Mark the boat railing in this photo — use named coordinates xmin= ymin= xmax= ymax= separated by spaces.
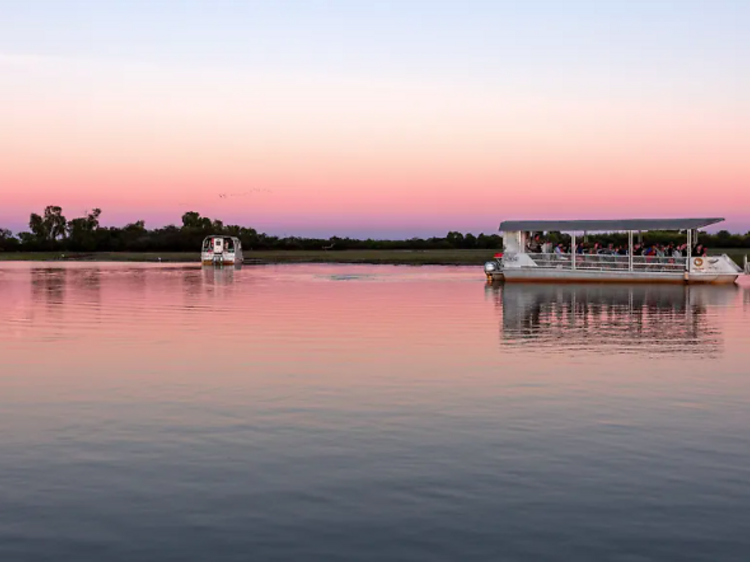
xmin=526 ymin=253 xmax=688 ymax=272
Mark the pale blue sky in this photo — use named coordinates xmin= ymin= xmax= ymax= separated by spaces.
xmin=2 ymin=1 xmax=747 ymax=85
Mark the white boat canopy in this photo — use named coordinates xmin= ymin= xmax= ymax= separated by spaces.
xmin=499 ymin=218 xmax=724 ymax=233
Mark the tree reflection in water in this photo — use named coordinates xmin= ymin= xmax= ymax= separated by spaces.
xmin=486 ymin=283 xmax=738 ymax=355
xmin=30 ymin=267 xmax=68 ymax=309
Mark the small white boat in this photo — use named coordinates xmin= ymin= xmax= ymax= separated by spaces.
xmin=484 ymin=218 xmax=743 ymax=285
xmin=201 ymin=235 xmax=243 ymax=267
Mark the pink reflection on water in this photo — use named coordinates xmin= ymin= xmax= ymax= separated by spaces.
xmin=0 ymin=263 xmax=749 ymax=416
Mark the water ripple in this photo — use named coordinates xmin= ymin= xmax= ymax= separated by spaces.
xmin=1 ymin=263 xmax=749 ymax=562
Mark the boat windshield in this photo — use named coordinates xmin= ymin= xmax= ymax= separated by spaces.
xmin=203 ymin=237 xmax=238 ymax=252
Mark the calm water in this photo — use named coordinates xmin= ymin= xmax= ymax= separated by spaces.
xmin=2 ymin=263 xmax=750 ymax=561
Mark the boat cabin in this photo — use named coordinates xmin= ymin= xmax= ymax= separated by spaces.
xmin=201 ymin=235 xmax=243 ymax=267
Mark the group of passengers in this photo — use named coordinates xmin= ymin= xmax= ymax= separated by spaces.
xmin=527 ymin=235 xmax=709 ymax=258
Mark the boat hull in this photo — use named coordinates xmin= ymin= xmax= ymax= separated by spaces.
xmin=494 ymin=268 xmax=738 ymax=285
xmin=201 ymin=250 xmax=242 ymax=267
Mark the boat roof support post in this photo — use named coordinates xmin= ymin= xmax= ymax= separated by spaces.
xmin=687 ymin=229 xmax=692 ymax=268
xmin=628 ymin=231 xmax=633 ymax=272
xmin=571 ymin=232 xmax=576 ymax=271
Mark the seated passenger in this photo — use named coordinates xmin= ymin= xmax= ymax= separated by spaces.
xmin=529 ymin=235 xmax=542 ymax=253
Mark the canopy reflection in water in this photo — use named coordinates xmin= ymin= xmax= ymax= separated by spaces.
xmin=487 ymin=283 xmax=737 ymax=354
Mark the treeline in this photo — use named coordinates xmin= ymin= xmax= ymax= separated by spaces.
xmin=0 ymin=207 xmax=503 ymax=252
xmin=526 ymin=230 xmax=750 ymax=249
xmin=2 ymin=206 xmax=750 ymax=253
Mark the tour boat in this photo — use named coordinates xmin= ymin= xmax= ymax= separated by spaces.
xmin=201 ymin=235 xmax=243 ymax=266
xmin=484 ymin=218 xmax=743 ymax=285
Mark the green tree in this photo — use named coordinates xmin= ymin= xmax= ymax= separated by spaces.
xmin=446 ymin=231 xmax=464 ymax=248
xmin=0 ymin=228 xmax=18 ymax=251
xmin=44 ymin=205 xmax=67 ymax=240
xmin=181 ymin=211 xmax=202 ymax=229
xmin=87 ymin=208 xmax=101 ymax=230
xmin=28 ymin=205 xmax=67 ymax=245
xmin=125 ymin=220 xmax=146 ymax=232
xmin=67 ymin=208 xmax=102 ymax=251
xmin=29 ymin=213 xmax=49 ymax=242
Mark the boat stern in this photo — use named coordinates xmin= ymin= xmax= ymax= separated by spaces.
xmin=202 ymin=252 xmax=236 ymax=266
xmin=201 ymin=235 xmax=243 ymax=267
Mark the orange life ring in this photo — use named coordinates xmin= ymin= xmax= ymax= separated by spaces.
xmin=694 ymin=257 xmax=703 ymax=267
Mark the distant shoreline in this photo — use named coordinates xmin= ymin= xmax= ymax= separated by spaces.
xmin=2 ymin=248 xmax=746 ymax=267
xmin=0 ymin=249 xmax=497 ymax=266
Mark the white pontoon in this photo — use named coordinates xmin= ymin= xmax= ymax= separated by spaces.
xmin=484 ymin=218 xmax=742 ymax=285
xmin=201 ymin=235 xmax=243 ymax=267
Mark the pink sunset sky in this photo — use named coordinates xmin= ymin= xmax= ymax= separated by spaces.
xmin=1 ymin=2 xmax=748 ymax=237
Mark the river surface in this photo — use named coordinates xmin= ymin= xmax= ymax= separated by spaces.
xmin=1 ymin=263 xmax=750 ymax=561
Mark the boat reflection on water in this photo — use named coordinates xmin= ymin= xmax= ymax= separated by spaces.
xmin=486 ymin=283 xmax=737 ymax=354
xmin=201 ymin=264 xmax=240 ymax=286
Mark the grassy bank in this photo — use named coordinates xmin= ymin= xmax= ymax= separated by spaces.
xmin=1 ymin=248 xmax=746 ymax=267
xmin=724 ymin=249 xmax=748 ymax=267
xmin=0 ymin=249 xmax=497 ymax=265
